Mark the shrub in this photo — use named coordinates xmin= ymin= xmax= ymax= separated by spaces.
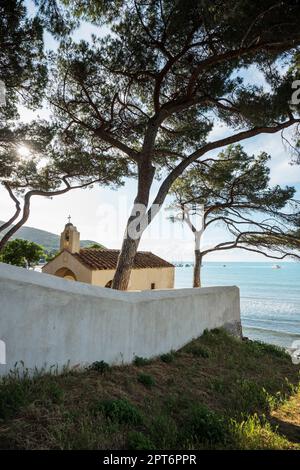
xmin=148 ymin=415 xmax=178 ymax=448
xmin=210 ymin=378 xmax=229 ymax=394
xmin=160 ymin=353 xmax=175 ymax=363
xmin=210 ymin=328 xmax=223 ymax=335
xmin=244 ymin=341 xmax=290 ymax=360
xmin=51 ymin=414 xmax=103 ymax=450
xmin=133 ymin=356 xmax=151 ymax=366
xmin=234 ymin=379 xmax=270 ymax=414
xmin=40 ymin=380 xmax=64 ymax=404
xmin=127 ymin=431 xmax=154 ymax=450
xmin=163 ymin=395 xmax=192 ymax=414
xmin=230 ymin=414 xmax=292 ymax=450
xmin=0 ymin=380 xmax=28 ymax=419
xmin=91 ymin=398 xmax=142 ymax=425
xmin=201 ymin=328 xmax=234 ymax=347
xmin=88 ymin=361 xmax=111 ymax=374
xmin=184 ymin=344 xmax=210 ymax=358
xmin=0 ymin=370 xmax=66 ymax=421
xmin=183 ymin=404 xmax=227 ymax=445
xmin=138 ymin=373 xmax=155 ymax=388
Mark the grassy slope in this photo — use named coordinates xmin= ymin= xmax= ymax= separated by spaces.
xmin=0 ymin=329 xmax=299 ymax=450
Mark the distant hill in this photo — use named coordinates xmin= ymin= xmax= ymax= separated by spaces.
xmin=0 ymin=222 xmax=104 ymax=252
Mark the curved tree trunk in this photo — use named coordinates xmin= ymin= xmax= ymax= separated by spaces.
xmin=0 ymin=199 xmax=31 ymax=252
xmin=0 ymin=183 xmax=21 ymax=234
xmin=0 ymin=180 xmax=82 ymax=252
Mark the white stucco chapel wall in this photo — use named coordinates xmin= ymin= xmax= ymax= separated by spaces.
xmin=0 ymin=262 xmax=241 ymax=376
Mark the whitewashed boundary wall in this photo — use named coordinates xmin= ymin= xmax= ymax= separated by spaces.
xmin=0 ymin=262 xmax=241 ymax=376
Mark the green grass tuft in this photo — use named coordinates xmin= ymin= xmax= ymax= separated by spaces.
xmin=127 ymin=431 xmax=154 ymax=450
xmin=0 ymin=380 xmax=28 ymax=420
xmin=160 ymin=352 xmax=176 ymax=363
xmin=88 ymin=361 xmax=111 ymax=374
xmin=183 ymin=343 xmax=210 ymax=358
xmin=183 ymin=404 xmax=228 ymax=445
xmin=137 ymin=373 xmax=156 ymax=388
xmin=91 ymin=398 xmax=143 ymax=425
xmin=230 ymin=414 xmax=293 ymax=450
xmin=133 ymin=356 xmax=151 ymax=366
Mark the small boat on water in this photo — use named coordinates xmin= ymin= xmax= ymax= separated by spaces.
xmin=272 ymin=264 xmax=281 ymax=269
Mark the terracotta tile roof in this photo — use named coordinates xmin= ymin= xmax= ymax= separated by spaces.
xmin=73 ymin=249 xmax=174 ymax=270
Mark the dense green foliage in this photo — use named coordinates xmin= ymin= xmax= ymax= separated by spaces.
xmin=88 ymin=361 xmax=111 ymax=374
xmin=133 ymin=356 xmax=152 ymax=367
xmin=0 ymin=0 xmax=46 ymax=119
xmin=137 ymin=373 xmax=156 ymax=388
xmin=0 ymin=238 xmax=44 ymax=268
xmin=52 ymin=0 xmax=300 ymax=165
xmin=91 ymin=399 xmax=143 ymax=425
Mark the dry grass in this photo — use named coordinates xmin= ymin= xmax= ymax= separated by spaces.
xmin=271 ymin=391 xmax=300 ymax=444
xmin=0 ymin=328 xmax=299 ymax=450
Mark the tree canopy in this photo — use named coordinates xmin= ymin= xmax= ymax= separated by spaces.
xmin=169 ymin=145 xmax=300 ymax=286
xmin=48 ymin=0 xmax=300 ymax=289
xmin=0 ymin=0 xmax=47 ymax=119
xmin=0 ymin=118 xmax=130 ymax=250
xmin=1 ymin=1 xmax=300 ymax=287
xmin=0 ymin=238 xmax=45 ymax=268
xmin=0 ymin=1 xmax=132 ymax=251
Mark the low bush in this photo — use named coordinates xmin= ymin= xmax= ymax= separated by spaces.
xmin=133 ymin=356 xmax=151 ymax=366
xmin=148 ymin=414 xmax=178 ymax=448
xmin=160 ymin=352 xmax=175 ymax=363
xmin=0 ymin=380 xmax=29 ymax=420
xmin=37 ymin=380 xmax=64 ymax=404
xmin=230 ymin=414 xmax=292 ymax=450
xmin=243 ymin=341 xmax=290 ymax=360
xmin=127 ymin=431 xmax=154 ymax=450
xmin=138 ymin=373 xmax=155 ymax=388
xmin=183 ymin=404 xmax=228 ymax=445
xmin=88 ymin=361 xmax=111 ymax=374
xmin=184 ymin=344 xmax=210 ymax=358
xmin=91 ymin=398 xmax=143 ymax=425
xmin=233 ymin=379 xmax=270 ymax=414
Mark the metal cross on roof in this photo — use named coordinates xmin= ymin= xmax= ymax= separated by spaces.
xmin=67 ymin=215 xmax=71 ymax=223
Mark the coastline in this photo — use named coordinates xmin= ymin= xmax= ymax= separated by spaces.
xmin=174 ymin=262 xmax=300 ymax=348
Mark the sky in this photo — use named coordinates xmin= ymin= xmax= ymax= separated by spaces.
xmin=0 ymin=4 xmax=299 ymax=262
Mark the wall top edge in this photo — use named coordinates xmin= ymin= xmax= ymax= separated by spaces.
xmin=0 ymin=262 xmax=239 ymax=304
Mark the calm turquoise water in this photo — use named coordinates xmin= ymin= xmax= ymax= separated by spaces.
xmin=175 ymin=262 xmax=300 ymax=348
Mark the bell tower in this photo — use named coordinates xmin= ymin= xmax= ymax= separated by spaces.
xmin=60 ymin=216 xmax=80 ymax=253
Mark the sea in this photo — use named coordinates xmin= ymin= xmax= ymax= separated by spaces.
xmin=174 ymin=262 xmax=300 ymax=348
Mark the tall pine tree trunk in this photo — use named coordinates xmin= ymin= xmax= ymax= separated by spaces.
xmin=193 ymin=231 xmax=202 ymax=288
xmin=111 ymin=235 xmax=141 ymax=290
xmin=193 ymin=249 xmax=202 ymax=287
xmin=112 ymin=163 xmax=155 ymax=290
